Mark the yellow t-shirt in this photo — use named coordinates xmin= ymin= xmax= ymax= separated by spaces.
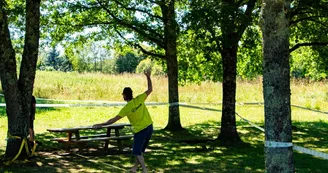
xmin=118 ymin=93 xmax=153 ymax=133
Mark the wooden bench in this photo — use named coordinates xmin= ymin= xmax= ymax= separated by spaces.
xmin=79 ymin=135 xmax=133 ymax=152
xmin=51 ymin=135 xmax=133 ymax=152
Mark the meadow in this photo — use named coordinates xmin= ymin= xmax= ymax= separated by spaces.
xmin=0 ymin=71 xmax=328 ymax=172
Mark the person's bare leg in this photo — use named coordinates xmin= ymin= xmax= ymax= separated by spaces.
xmin=129 ymin=157 xmax=139 ymax=172
xmin=29 ymin=128 xmax=35 ymax=141
xmin=136 ymin=155 xmax=147 ymax=173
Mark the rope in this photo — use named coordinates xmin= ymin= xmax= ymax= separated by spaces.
xmin=3 ymin=133 xmax=37 ymax=165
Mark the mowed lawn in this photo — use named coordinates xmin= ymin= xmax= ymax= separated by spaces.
xmin=0 ymin=71 xmax=328 ymax=172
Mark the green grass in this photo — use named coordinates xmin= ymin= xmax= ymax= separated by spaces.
xmin=0 ymin=71 xmax=328 ymax=172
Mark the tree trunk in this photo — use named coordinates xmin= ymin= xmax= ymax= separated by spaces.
xmin=165 ymin=51 xmax=182 ymax=131
xmin=216 ymin=0 xmax=256 ymax=143
xmin=162 ymin=0 xmax=182 ymax=131
xmin=0 ymin=0 xmax=41 ymax=159
xmin=261 ymin=0 xmax=294 ymax=172
xmin=218 ymin=48 xmax=240 ymax=142
xmin=0 ymin=3 xmax=23 ymax=157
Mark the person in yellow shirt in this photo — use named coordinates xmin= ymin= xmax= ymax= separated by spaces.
xmin=93 ymin=70 xmax=153 ymax=173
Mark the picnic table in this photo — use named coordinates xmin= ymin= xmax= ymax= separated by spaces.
xmin=47 ymin=123 xmax=133 ymax=152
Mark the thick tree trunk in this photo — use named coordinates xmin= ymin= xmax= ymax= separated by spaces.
xmin=0 ymin=0 xmax=23 ymax=158
xmin=0 ymin=0 xmax=41 ymax=159
xmin=19 ymin=0 xmax=41 ymax=120
xmin=218 ymin=48 xmax=240 ymax=141
xmin=162 ymin=0 xmax=182 ymax=131
xmin=261 ymin=1 xmax=294 ymax=172
xmin=165 ymin=51 xmax=182 ymax=131
xmin=216 ymin=0 xmax=256 ymax=142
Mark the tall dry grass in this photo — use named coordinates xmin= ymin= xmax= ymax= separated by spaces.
xmin=0 ymin=71 xmax=320 ymax=109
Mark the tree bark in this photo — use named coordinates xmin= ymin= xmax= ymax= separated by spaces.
xmin=165 ymin=53 xmax=182 ymax=131
xmin=215 ymin=0 xmax=256 ymax=142
xmin=218 ymin=48 xmax=240 ymax=141
xmin=0 ymin=0 xmax=22 ymax=158
xmin=162 ymin=0 xmax=182 ymax=131
xmin=260 ymin=0 xmax=294 ymax=172
xmin=0 ymin=0 xmax=41 ymax=159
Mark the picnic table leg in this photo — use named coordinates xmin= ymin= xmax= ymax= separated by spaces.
xmin=74 ymin=131 xmax=85 ymax=152
xmin=74 ymin=131 xmax=80 ymax=140
xmin=115 ymin=129 xmax=123 ymax=152
xmin=104 ymin=128 xmax=112 ymax=152
xmin=64 ymin=132 xmax=73 ymax=151
xmin=68 ymin=132 xmax=73 ymax=141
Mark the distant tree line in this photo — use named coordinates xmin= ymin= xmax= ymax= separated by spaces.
xmin=38 ymin=39 xmax=328 ymax=80
xmin=37 ymin=43 xmax=165 ymax=75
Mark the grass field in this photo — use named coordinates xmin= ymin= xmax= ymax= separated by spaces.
xmin=0 ymin=71 xmax=328 ymax=172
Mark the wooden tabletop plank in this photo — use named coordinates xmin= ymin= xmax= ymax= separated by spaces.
xmin=47 ymin=123 xmax=131 ymax=132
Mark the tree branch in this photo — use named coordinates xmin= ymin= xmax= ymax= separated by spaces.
xmin=54 ymin=21 xmax=116 ymax=27
xmin=111 ymin=0 xmax=163 ymax=21
xmin=96 ymin=0 xmax=165 ymax=48
xmin=236 ymin=0 xmax=257 ymax=39
xmin=134 ymin=42 xmax=165 ymax=59
xmin=114 ymin=28 xmax=165 ymax=59
xmin=209 ymin=28 xmax=222 ymax=53
xmin=290 ymin=42 xmax=328 ymax=53
xmin=290 ymin=16 xmax=328 ymax=27
xmin=290 ymin=9 xmax=313 ymax=18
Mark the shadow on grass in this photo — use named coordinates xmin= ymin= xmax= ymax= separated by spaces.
xmin=1 ymin=121 xmax=328 ymax=173
xmin=292 ymin=121 xmax=328 ymax=147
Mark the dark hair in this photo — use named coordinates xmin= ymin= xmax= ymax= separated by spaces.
xmin=123 ymin=87 xmax=133 ymax=100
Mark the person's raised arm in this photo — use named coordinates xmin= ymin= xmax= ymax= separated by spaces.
xmin=93 ymin=115 xmax=121 ymax=129
xmin=144 ymin=69 xmax=152 ymax=96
